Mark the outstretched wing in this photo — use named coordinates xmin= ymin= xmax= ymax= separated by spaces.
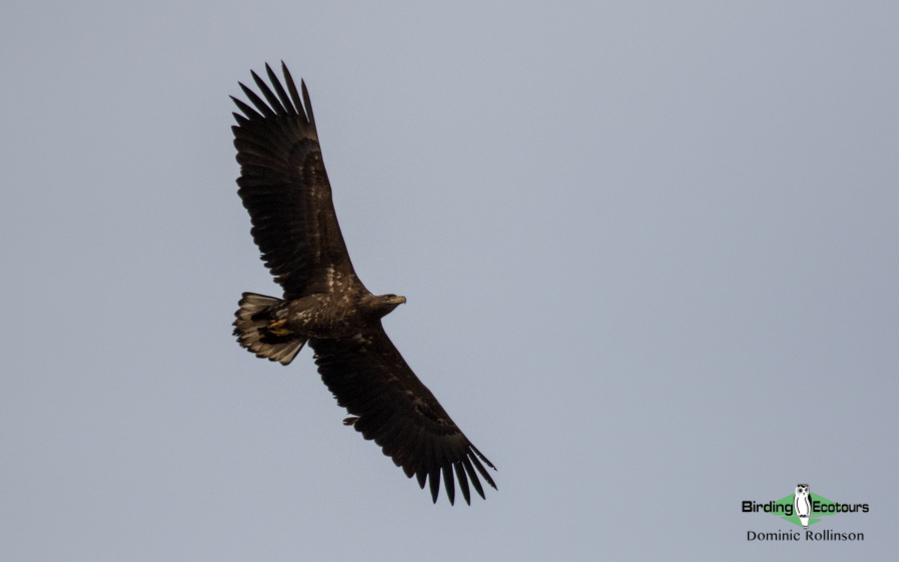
xmin=310 ymin=326 xmax=497 ymax=505
xmin=232 ymin=63 xmax=359 ymax=299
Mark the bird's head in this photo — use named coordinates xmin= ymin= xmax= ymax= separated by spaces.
xmin=371 ymin=293 xmax=406 ymax=317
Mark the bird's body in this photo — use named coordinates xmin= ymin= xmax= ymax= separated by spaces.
xmin=235 ymin=289 xmax=405 ymax=358
xmin=230 ymin=63 xmax=496 ymax=505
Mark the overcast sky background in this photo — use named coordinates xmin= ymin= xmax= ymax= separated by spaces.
xmin=2 ymin=1 xmax=897 ymax=560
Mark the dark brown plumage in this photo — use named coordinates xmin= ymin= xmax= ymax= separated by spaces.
xmin=231 ymin=63 xmax=496 ymax=504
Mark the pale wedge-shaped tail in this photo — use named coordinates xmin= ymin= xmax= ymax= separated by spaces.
xmin=233 ymin=292 xmax=305 ymax=365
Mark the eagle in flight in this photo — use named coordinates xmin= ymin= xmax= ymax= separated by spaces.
xmin=230 ymin=63 xmax=496 ymax=505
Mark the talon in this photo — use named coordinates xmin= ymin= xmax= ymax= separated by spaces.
xmin=268 ymin=319 xmax=293 ymax=336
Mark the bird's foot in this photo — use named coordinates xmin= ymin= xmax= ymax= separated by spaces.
xmin=268 ymin=319 xmax=293 ymax=336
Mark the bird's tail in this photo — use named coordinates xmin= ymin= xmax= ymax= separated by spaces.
xmin=233 ymin=292 xmax=305 ymax=365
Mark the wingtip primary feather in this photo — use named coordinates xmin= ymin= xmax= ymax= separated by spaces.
xmin=454 ymin=462 xmax=472 ymax=505
xmin=239 ymin=82 xmax=277 ymax=118
xmin=462 ymin=457 xmax=486 ymax=500
xmin=428 ymin=465 xmax=441 ymax=503
xmin=443 ymin=464 xmax=455 ymax=505
xmin=251 ymin=69 xmax=286 ymax=115
xmin=280 ymin=63 xmax=308 ymax=124
xmin=300 ymin=78 xmax=315 ymax=126
xmin=231 ymin=94 xmax=263 ymax=121
xmin=469 ymin=450 xmax=497 ymax=491
xmin=266 ymin=62 xmax=296 ymax=116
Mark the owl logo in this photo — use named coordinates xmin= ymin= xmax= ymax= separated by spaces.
xmin=794 ymin=484 xmax=811 ymax=528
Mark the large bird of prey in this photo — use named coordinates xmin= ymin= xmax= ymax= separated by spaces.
xmin=230 ymin=63 xmax=496 ymax=505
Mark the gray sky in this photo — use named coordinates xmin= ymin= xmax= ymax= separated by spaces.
xmin=2 ymin=1 xmax=897 ymax=560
